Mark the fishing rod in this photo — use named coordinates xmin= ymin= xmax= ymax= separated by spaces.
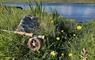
xmin=0 ymin=29 xmax=33 ymax=37
xmin=0 ymin=29 xmax=45 ymax=39
xmin=0 ymin=29 xmax=45 ymax=51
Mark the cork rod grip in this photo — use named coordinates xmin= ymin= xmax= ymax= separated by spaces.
xmin=14 ymin=31 xmax=33 ymax=37
xmin=0 ymin=29 xmax=33 ymax=37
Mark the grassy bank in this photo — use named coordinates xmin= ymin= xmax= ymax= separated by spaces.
xmin=0 ymin=6 xmax=95 ymax=60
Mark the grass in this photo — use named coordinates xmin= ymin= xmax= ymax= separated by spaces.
xmin=0 ymin=4 xmax=95 ymax=60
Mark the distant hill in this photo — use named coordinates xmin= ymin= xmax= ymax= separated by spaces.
xmin=0 ymin=0 xmax=95 ymax=3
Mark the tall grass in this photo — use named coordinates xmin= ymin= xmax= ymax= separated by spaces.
xmin=0 ymin=4 xmax=95 ymax=60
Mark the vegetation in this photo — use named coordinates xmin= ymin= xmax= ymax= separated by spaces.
xmin=0 ymin=4 xmax=95 ymax=60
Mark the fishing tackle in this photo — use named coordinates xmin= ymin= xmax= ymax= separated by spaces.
xmin=0 ymin=15 xmax=44 ymax=51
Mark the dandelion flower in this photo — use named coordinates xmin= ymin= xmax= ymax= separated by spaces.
xmin=56 ymin=37 xmax=60 ymax=40
xmin=76 ymin=25 xmax=82 ymax=30
xmin=61 ymin=52 xmax=64 ymax=56
xmin=51 ymin=20 xmax=54 ymax=23
xmin=61 ymin=30 xmax=64 ymax=32
xmin=50 ymin=51 xmax=57 ymax=56
xmin=68 ymin=53 xmax=73 ymax=57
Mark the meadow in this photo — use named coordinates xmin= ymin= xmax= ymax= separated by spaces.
xmin=0 ymin=4 xmax=95 ymax=60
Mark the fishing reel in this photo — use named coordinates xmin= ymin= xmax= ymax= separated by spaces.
xmin=27 ymin=35 xmax=45 ymax=51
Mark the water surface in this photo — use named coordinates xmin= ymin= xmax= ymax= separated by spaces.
xmin=1 ymin=3 xmax=95 ymax=22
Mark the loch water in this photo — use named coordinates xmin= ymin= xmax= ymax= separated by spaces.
xmin=1 ymin=3 xmax=95 ymax=22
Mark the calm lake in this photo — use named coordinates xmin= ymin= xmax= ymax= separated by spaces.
xmin=1 ymin=3 xmax=95 ymax=22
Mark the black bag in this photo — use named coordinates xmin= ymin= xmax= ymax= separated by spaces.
xmin=16 ymin=15 xmax=39 ymax=33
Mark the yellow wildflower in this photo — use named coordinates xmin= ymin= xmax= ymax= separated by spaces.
xmin=56 ymin=37 xmax=60 ymax=40
xmin=50 ymin=51 xmax=57 ymax=56
xmin=61 ymin=30 xmax=64 ymax=32
xmin=76 ymin=25 xmax=82 ymax=30
xmin=68 ymin=53 xmax=73 ymax=57
xmin=61 ymin=52 xmax=64 ymax=56
xmin=51 ymin=20 xmax=54 ymax=23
